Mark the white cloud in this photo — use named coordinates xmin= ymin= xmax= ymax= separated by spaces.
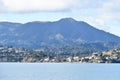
xmin=75 ymin=0 xmax=120 ymax=36
xmin=95 ymin=0 xmax=120 ymax=33
xmin=0 ymin=0 xmax=74 ymax=12
xmin=0 ymin=18 xmax=8 ymax=22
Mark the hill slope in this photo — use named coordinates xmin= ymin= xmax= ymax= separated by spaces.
xmin=0 ymin=18 xmax=120 ymax=49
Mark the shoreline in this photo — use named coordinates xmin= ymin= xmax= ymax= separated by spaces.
xmin=0 ymin=62 xmax=89 ymax=63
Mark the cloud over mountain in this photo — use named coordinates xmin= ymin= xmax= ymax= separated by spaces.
xmin=0 ymin=0 xmax=120 ymax=36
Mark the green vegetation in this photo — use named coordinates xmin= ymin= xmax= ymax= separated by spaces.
xmin=0 ymin=45 xmax=120 ymax=63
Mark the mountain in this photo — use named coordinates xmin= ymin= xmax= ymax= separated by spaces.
xmin=0 ymin=18 xmax=120 ymax=49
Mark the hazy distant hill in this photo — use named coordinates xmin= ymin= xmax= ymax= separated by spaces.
xmin=0 ymin=18 xmax=120 ymax=49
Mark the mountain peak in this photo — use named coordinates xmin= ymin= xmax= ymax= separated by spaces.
xmin=59 ymin=18 xmax=76 ymax=22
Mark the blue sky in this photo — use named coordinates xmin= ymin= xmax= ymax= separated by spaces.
xmin=0 ymin=0 xmax=120 ymax=36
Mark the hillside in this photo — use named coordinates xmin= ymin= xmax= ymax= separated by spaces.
xmin=0 ymin=18 xmax=120 ymax=49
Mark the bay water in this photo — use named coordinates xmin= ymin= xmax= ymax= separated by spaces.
xmin=0 ymin=63 xmax=120 ymax=80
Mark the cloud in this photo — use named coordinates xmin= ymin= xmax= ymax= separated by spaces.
xmin=0 ymin=0 xmax=74 ymax=13
xmin=95 ymin=0 xmax=120 ymax=31
xmin=75 ymin=0 xmax=120 ymax=36
xmin=0 ymin=18 xmax=8 ymax=22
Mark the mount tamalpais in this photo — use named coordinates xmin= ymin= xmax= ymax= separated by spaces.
xmin=0 ymin=18 xmax=120 ymax=49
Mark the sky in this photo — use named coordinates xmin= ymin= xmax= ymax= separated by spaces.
xmin=0 ymin=0 xmax=120 ymax=36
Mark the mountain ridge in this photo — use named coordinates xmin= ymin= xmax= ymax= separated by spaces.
xmin=1 ymin=18 xmax=119 ymax=38
xmin=0 ymin=18 xmax=120 ymax=49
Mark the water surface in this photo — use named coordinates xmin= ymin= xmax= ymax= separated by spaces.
xmin=0 ymin=63 xmax=120 ymax=80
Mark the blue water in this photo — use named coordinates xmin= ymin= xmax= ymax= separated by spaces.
xmin=0 ymin=63 xmax=120 ymax=80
